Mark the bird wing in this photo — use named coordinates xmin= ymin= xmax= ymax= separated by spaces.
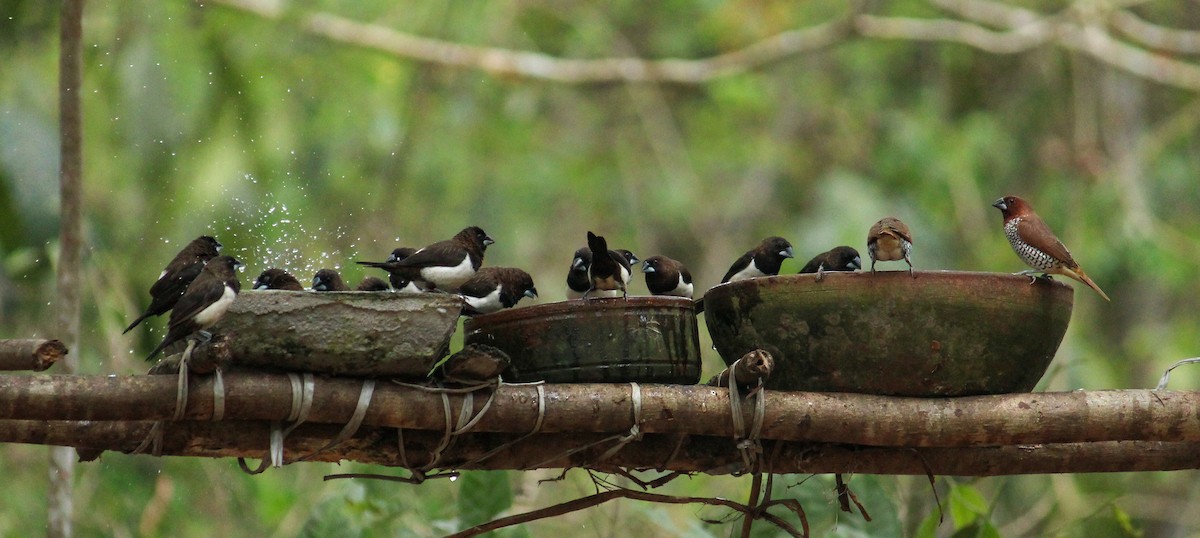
xmin=167 ymin=276 xmax=229 ymax=331
xmin=721 ymin=253 xmax=753 ymax=283
xmin=147 ymin=261 xmax=204 ymax=300
xmin=1015 ymin=215 xmax=1076 ymax=266
xmin=395 ymin=241 xmax=463 ymax=268
xmin=458 ymin=274 xmax=496 ymax=299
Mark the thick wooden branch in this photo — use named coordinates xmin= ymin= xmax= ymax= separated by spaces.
xmin=0 ymin=339 xmax=66 ymax=371
xmin=0 ymin=374 xmax=1197 ymax=448
xmin=1 ymin=420 xmax=1197 ymax=476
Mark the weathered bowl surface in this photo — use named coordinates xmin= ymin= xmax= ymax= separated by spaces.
xmin=703 ymin=271 xmax=1073 ymax=396
xmin=208 ymin=291 xmax=462 ymax=377
xmin=464 ymin=296 xmax=702 ymax=384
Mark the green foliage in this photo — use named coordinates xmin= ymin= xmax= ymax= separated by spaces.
xmin=3 ymin=0 xmax=1200 ymax=536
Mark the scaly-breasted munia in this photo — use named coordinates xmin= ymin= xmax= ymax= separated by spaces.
xmin=867 ymin=217 xmax=913 ymax=276
xmin=992 ymin=195 xmax=1110 ymax=301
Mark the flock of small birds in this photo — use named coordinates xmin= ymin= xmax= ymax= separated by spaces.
xmin=124 ymin=195 xmax=1109 ymax=362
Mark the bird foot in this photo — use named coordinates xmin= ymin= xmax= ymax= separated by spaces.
xmin=197 ymin=330 xmax=213 ymax=344
xmin=1013 ymin=270 xmax=1052 ymax=285
xmin=815 ymin=265 xmax=825 ymax=283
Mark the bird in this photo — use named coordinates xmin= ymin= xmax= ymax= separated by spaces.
xmin=798 ymin=246 xmax=862 ymax=281
xmin=356 ymin=276 xmax=391 ymax=292
xmin=123 ymin=235 xmax=222 ymax=334
xmin=357 ymin=247 xmax=422 ymax=292
xmin=146 ymin=255 xmax=242 ymax=361
xmin=311 ymin=269 xmax=350 ymax=292
xmin=459 ymin=267 xmax=538 ymax=315
xmin=721 ymin=236 xmax=795 ymax=283
xmin=566 ymin=247 xmax=637 ymax=299
xmin=252 ymin=268 xmax=304 ymax=291
xmin=867 ymin=217 xmax=914 ymax=276
xmin=376 ymin=226 xmax=493 ymax=292
xmin=641 ymin=255 xmax=694 ymax=298
xmin=584 ymin=231 xmax=633 ymax=299
xmin=992 ymin=195 xmax=1110 ymax=301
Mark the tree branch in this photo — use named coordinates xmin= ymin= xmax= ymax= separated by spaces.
xmin=1109 ymin=10 xmax=1200 ymax=54
xmin=0 ymin=339 xmax=66 ymax=371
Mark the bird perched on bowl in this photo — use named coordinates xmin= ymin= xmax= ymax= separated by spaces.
xmin=642 ymin=255 xmax=694 ymax=298
xmin=867 ymin=217 xmax=914 ymax=276
xmin=799 ymin=246 xmax=861 ymax=282
xmin=720 ymin=236 xmax=795 ymax=283
xmin=584 ymin=232 xmax=635 ymax=299
xmin=357 ymin=247 xmax=422 ymax=292
xmin=459 ymin=267 xmax=538 ymax=315
xmin=356 ymin=276 xmax=391 ymax=292
xmin=992 ymin=195 xmax=1110 ymax=301
xmin=252 ymin=268 xmax=304 ymax=291
xmin=567 ymin=246 xmax=638 ymax=299
xmin=374 ymin=227 xmax=493 ymax=292
xmin=124 ymin=235 xmax=222 ymax=334
xmin=311 ymin=269 xmax=350 ymax=291
xmin=146 ymin=255 xmax=242 ymax=361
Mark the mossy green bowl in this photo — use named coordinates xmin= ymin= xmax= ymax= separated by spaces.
xmin=702 ymin=271 xmax=1073 ymax=396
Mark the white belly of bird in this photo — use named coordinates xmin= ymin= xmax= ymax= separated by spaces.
xmin=193 ymin=285 xmax=236 ymax=329
xmin=464 ymin=286 xmax=504 ymax=314
xmin=667 ymin=276 xmax=694 ymax=298
xmin=727 ymin=259 xmax=766 ymax=283
xmin=420 ymin=257 xmax=475 ymax=290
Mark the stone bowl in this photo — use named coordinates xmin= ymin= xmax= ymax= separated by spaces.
xmin=205 ymin=290 xmax=463 ymax=377
xmin=464 ymin=296 xmax=701 ymax=384
xmin=702 ymin=271 xmax=1073 ymax=396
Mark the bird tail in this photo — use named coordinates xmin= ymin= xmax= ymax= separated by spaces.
xmin=586 ymin=231 xmax=607 ymax=255
xmin=693 ymin=296 xmax=705 ymax=314
xmin=1061 ymin=266 xmax=1111 ymax=302
xmin=122 ymin=313 xmax=151 ymax=334
xmin=356 ymin=261 xmax=386 ymax=268
xmin=145 ymin=338 xmax=171 ymax=362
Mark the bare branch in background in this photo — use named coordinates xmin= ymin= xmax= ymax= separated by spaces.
xmin=1110 ymin=10 xmax=1200 ymax=54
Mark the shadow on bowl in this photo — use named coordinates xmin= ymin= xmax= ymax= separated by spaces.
xmin=702 ymin=271 xmax=1073 ymax=396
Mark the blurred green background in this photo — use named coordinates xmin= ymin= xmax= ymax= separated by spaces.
xmin=3 ymin=0 xmax=1200 ymax=536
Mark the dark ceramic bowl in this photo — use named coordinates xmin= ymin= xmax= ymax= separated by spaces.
xmin=703 ymin=271 xmax=1073 ymax=396
xmin=207 ymin=291 xmax=463 ymax=377
xmin=464 ymin=296 xmax=702 ymax=384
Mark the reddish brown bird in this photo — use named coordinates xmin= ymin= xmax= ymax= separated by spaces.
xmin=867 ymin=217 xmax=914 ymax=276
xmin=992 ymin=195 xmax=1110 ymax=301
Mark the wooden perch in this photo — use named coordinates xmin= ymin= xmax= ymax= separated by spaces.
xmin=0 ymin=420 xmax=1197 ymax=476
xmin=0 ymin=339 xmax=66 ymax=371
xmin=0 ymin=374 xmax=1199 ymax=448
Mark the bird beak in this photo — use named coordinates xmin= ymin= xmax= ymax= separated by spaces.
xmin=628 ymin=254 xmax=640 ymax=264
xmin=572 ymin=257 xmax=586 ymax=270
xmin=641 ymin=261 xmax=655 ymax=273
xmin=849 ymin=257 xmax=862 ymax=270
xmin=992 ymin=199 xmax=1007 ymax=211
xmin=215 ymin=242 xmax=224 ymax=251
xmin=525 ymin=288 xmax=539 ymax=299
xmin=483 ymin=235 xmax=495 ymax=246
xmin=254 ymin=282 xmax=268 ymax=290
xmin=781 ymin=247 xmax=795 ymax=259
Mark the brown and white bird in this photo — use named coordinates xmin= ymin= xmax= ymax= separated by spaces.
xmin=459 ymin=267 xmax=538 ymax=315
xmin=992 ymin=195 xmax=1110 ymax=301
xmin=146 ymin=255 xmax=242 ymax=361
xmin=642 ymin=255 xmax=694 ymax=298
xmin=721 ymin=236 xmax=794 ymax=283
xmin=311 ymin=269 xmax=350 ymax=292
xmin=357 ymin=247 xmax=422 ymax=292
xmin=252 ymin=268 xmax=304 ymax=291
xmin=567 ymin=246 xmax=638 ymax=299
xmin=124 ymin=235 xmax=222 ymax=334
xmin=584 ymin=231 xmax=632 ymax=299
xmin=867 ymin=217 xmax=914 ymax=276
xmin=381 ymin=227 xmax=493 ymax=292
xmin=798 ymin=246 xmax=861 ymax=282
xmin=356 ymin=276 xmax=391 ymax=292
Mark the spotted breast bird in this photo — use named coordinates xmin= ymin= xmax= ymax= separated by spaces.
xmin=721 ymin=236 xmax=794 ymax=283
xmin=311 ymin=269 xmax=350 ymax=292
xmin=357 ymin=247 xmax=422 ymax=292
xmin=356 ymin=276 xmax=391 ymax=291
xmin=123 ymin=235 xmax=222 ymax=334
xmin=459 ymin=267 xmax=538 ymax=315
xmin=585 ymin=231 xmax=632 ymax=299
xmin=867 ymin=217 xmax=914 ymax=276
xmin=252 ymin=268 xmax=304 ymax=291
xmin=385 ymin=226 xmax=493 ymax=292
xmin=642 ymin=255 xmax=694 ymax=298
xmin=799 ymin=246 xmax=861 ymax=282
xmin=146 ymin=255 xmax=242 ymax=361
xmin=992 ymin=195 xmax=1110 ymax=301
